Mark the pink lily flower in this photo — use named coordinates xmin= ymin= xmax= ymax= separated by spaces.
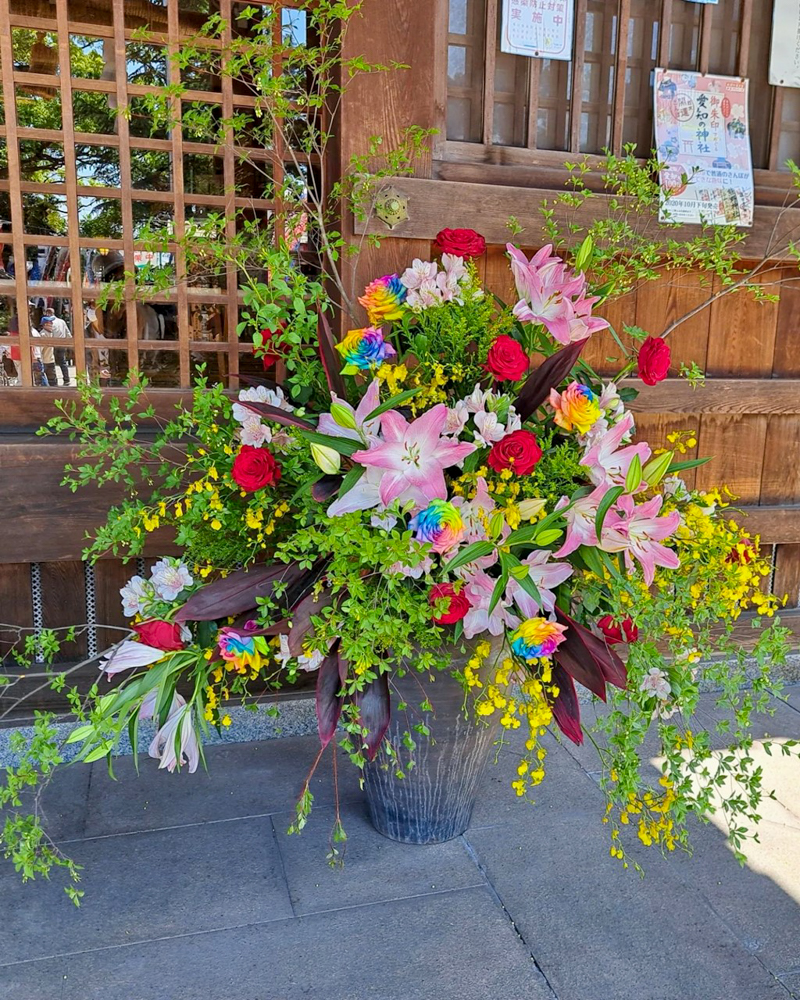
xmin=351 ymin=404 xmax=475 ymax=509
xmin=604 ymin=495 xmax=681 ymax=586
xmin=507 ymin=550 xmax=574 ymax=618
xmin=553 ymin=486 xmax=609 ymax=558
xmin=98 ymin=639 xmax=166 ymax=677
xmin=580 ymin=412 xmax=651 ymax=489
xmin=148 ymin=693 xmax=200 ymax=773
xmin=318 ymin=378 xmax=382 ymax=443
xmin=460 ymin=568 xmax=520 ymax=639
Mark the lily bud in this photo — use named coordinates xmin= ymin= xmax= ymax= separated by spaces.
xmin=310 ymin=443 xmax=341 ymax=475
xmin=330 ymin=402 xmax=358 ymax=431
xmin=518 ymin=497 xmax=547 ymax=521
xmin=488 ymin=510 xmax=505 ymax=540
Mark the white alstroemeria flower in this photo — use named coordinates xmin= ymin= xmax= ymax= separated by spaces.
xmin=99 ymin=639 xmax=166 ymax=677
xmin=400 ymin=258 xmax=438 ymax=291
xmin=444 ymin=400 xmax=469 ymax=436
xmin=639 ymin=667 xmax=671 ymax=701
xmin=276 ymin=634 xmax=328 ymax=672
xmin=120 ymin=575 xmax=153 ymax=618
xmin=231 ymin=385 xmax=293 ymax=424
xmin=150 ymin=559 xmax=194 ymax=602
xmin=473 ymin=410 xmax=506 ymax=447
xmin=238 ymin=415 xmax=273 ymax=448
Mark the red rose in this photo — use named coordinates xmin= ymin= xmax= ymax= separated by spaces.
xmin=486 ymin=430 xmax=542 ymax=475
xmin=484 ymin=335 xmax=528 ymax=381
xmin=637 ymin=336 xmax=671 ymax=386
xmin=132 ymin=619 xmax=185 ymax=651
xmin=597 ymin=615 xmax=639 ymax=645
xmin=429 ymin=583 xmax=471 ymax=624
xmin=433 ymin=228 xmax=487 ymax=259
xmin=253 ymin=322 xmax=288 ymax=369
xmin=232 ymin=445 xmax=281 ymax=492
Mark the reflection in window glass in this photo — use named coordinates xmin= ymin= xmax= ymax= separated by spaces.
xmin=24 ymin=194 xmax=67 ymax=236
xmin=132 ymin=201 xmax=174 ymax=241
xmin=182 ymin=100 xmax=223 ymax=143
xmin=126 ymin=43 xmax=169 ymax=87
xmin=132 ymin=150 xmax=173 ymax=192
xmin=76 ymin=144 xmax=122 ymax=188
xmin=184 ymin=154 xmax=225 ymax=195
xmin=180 ymin=46 xmax=222 ymax=91
xmin=73 ymin=89 xmax=118 ymax=135
xmin=622 ymin=0 xmax=659 ymax=155
xmin=84 ymin=347 xmax=129 ymax=387
xmin=446 ymin=0 xmax=486 ymax=143
xmin=129 ymin=97 xmax=170 ymax=140
xmin=12 ymin=29 xmax=59 ymax=74
xmin=16 ymin=86 xmax=63 ymax=131
xmin=189 ymin=302 xmax=226 ymax=342
xmin=70 ymin=36 xmax=109 ymax=79
xmin=78 ymin=196 xmax=122 ymax=239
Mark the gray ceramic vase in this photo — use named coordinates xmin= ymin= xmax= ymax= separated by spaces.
xmin=363 ymin=636 xmax=505 ymax=845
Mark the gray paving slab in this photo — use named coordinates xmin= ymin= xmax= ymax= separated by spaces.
xmin=274 ymin=802 xmax=484 ymax=915
xmin=0 ymin=816 xmax=292 ymax=965
xmin=0 ymin=887 xmax=555 ymax=1000
xmin=84 ymin=736 xmax=361 ymax=837
xmin=464 ymin=749 xmax=792 ymax=1000
xmin=2 ymin=758 xmax=92 ymax=843
xmin=779 ymin=973 xmax=800 ymax=999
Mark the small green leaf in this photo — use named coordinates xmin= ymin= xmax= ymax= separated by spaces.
xmin=65 ymin=724 xmax=94 ymax=745
xmin=668 ymin=456 xmax=711 ymax=472
xmin=444 ymin=540 xmax=495 ymax=572
xmin=337 ymin=463 xmax=365 ymax=498
xmin=595 ymin=485 xmax=624 ymax=538
xmin=532 ymin=527 xmax=563 ymax=546
xmin=364 ymin=387 xmax=422 ymax=420
xmin=295 ymin=428 xmax=360 ymax=456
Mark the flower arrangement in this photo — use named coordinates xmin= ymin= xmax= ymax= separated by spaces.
xmin=13 ymin=231 xmax=793 ymax=894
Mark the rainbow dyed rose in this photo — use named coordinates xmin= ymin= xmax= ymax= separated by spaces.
xmin=335 ymin=327 xmax=396 ymax=370
xmin=358 ymin=274 xmax=407 ymax=325
xmin=549 ymin=382 xmax=601 ymax=435
xmin=218 ymin=628 xmax=262 ymax=669
xmin=510 ymin=618 xmax=568 ymax=660
xmin=409 ymin=499 xmax=465 ymax=554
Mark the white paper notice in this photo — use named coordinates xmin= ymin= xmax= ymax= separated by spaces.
xmin=770 ymin=0 xmax=800 ymax=87
xmin=654 ymin=70 xmax=754 ymax=227
xmin=500 ymin=0 xmax=574 ymax=60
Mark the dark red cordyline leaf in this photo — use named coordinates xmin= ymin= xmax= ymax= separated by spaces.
xmin=553 ymin=642 xmax=606 ymax=701
xmin=316 ymin=642 xmax=345 ymax=747
xmin=175 ymin=562 xmax=307 ymax=622
xmin=550 ymin=663 xmax=583 ymax=745
xmin=288 ymin=588 xmax=334 ymax=656
xmin=311 ymin=475 xmax=343 ymax=503
xmin=354 ymin=672 xmax=391 ymax=761
xmin=238 ymin=400 xmax=316 ymax=432
xmin=318 ymin=311 xmax=347 ymax=400
xmin=231 ymin=373 xmax=282 ymax=393
xmin=555 ymin=608 xmax=627 ymax=690
xmin=515 ymin=340 xmax=586 ymax=421
xmin=226 ymin=618 xmax=290 ymax=639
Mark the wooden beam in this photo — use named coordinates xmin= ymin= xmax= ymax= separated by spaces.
xmin=626 ymin=379 xmax=800 ymax=415
xmin=725 ymin=507 xmax=800 ymax=544
xmin=354 ymin=175 xmax=800 ymax=260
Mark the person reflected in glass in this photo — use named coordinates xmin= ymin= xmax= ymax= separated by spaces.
xmin=41 ymin=308 xmax=72 ymax=386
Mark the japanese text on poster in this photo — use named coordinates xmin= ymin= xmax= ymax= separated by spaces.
xmin=653 ymin=70 xmax=753 ymax=227
xmin=769 ymin=0 xmax=800 ymax=88
xmin=500 ymin=0 xmax=574 ymax=60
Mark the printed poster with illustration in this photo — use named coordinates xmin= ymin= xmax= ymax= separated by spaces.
xmin=500 ymin=0 xmax=574 ymax=60
xmin=653 ymin=70 xmax=753 ymax=227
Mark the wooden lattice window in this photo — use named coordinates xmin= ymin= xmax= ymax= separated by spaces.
xmin=0 ymin=0 xmax=309 ymax=390
xmin=444 ymin=0 xmax=797 ymax=187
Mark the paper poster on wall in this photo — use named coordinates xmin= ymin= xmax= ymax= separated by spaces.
xmin=653 ymin=70 xmax=753 ymax=227
xmin=500 ymin=0 xmax=574 ymax=60
xmin=769 ymin=0 xmax=800 ymax=87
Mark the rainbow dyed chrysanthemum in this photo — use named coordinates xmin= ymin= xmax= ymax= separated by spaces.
xmin=358 ymin=274 xmax=407 ymax=325
xmin=510 ymin=618 xmax=568 ymax=660
xmin=409 ymin=499 xmax=464 ymax=554
xmin=550 ymin=382 xmax=601 ymax=435
xmin=335 ymin=327 xmax=396 ymax=370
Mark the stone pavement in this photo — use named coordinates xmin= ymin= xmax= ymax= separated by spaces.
xmin=2 ymin=689 xmax=800 ymax=1000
